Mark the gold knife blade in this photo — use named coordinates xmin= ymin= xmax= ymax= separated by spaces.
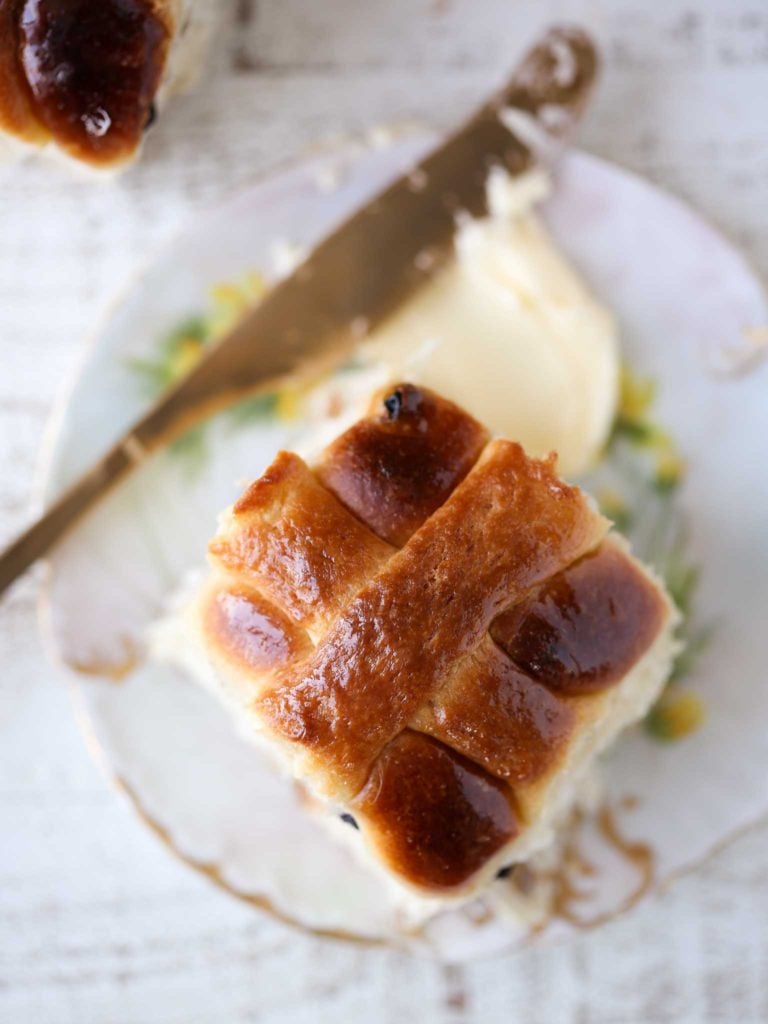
xmin=0 ymin=25 xmax=597 ymax=598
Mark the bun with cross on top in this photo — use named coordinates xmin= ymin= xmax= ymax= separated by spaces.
xmin=198 ymin=383 xmax=680 ymax=896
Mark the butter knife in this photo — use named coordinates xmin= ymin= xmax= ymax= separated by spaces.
xmin=0 ymin=24 xmax=597 ymax=598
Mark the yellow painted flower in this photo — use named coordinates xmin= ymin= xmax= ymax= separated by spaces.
xmin=613 ymin=365 xmax=686 ymax=490
xmin=275 ymin=385 xmax=304 ymax=422
xmin=208 ymin=272 xmax=268 ymax=338
xmin=654 ymin=442 xmax=686 ymax=490
xmin=273 ymin=373 xmax=326 ymax=422
xmin=618 ymin=365 xmax=655 ymax=421
xmin=168 ymin=336 xmax=205 ymax=378
xmin=646 ymin=691 xmax=705 ymax=741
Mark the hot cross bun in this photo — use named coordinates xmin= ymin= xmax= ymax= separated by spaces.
xmin=200 ymin=384 xmax=678 ymax=895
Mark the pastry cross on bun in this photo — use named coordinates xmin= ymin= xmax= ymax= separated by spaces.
xmin=200 ymin=383 xmax=679 ymax=895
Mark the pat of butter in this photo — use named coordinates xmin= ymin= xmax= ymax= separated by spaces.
xmin=360 ymin=168 xmax=618 ymax=477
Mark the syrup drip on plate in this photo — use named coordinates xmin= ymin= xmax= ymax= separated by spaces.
xmin=501 ymin=801 xmax=655 ymax=933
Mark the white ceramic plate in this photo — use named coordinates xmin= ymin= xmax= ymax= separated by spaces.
xmin=38 ymin=130 xmax=768 ymax=960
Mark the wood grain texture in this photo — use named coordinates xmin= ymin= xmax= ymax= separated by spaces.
xmin=1 ymin=1 xmax=767 ymax=1021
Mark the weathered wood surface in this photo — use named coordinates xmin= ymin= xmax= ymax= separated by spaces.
xmin=1 ymin=2 xmax=767 ymax=1021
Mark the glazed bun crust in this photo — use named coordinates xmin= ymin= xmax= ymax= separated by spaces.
xmin=202 ymin=384 xmax=674 ymax=894
xmin=0 ymin=0 xmax=176 ymax=166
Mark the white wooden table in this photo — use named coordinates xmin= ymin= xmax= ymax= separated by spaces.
xmin=2 ymin=2 xmax=767 ymax=1021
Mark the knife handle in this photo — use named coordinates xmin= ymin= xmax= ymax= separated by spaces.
xmin=496 ymin=25 xmax=598 ymax=130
